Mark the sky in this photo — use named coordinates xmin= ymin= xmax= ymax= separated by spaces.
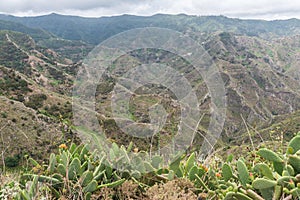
xmin=1 ymin=0 xmax=300 ymax=20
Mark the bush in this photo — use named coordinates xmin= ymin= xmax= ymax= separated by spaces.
xmin=24 ymin=93 xmax=47 ymax=109
xmin=4 ymin=155 xmax=20 ymax=168
xmin=1 ymin=112 xmax=7 ymax=118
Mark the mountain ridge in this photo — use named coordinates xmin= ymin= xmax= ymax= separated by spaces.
xmin=0 ymin=13 xmax=299 ymax=162
xmin=0 ymin=13 xmax=299 ymax=45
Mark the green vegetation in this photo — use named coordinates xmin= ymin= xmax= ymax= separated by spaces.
xmin=0 ymin=19 xmax=52 ymax=42
xmin=0 ymin=31 xmax=29 ymax=73
xmin=0 ymin=14 xmax=299 ymax=45
xmin=4 ymin=155 xmax=20 ymax=168
xmin=24 ymin=93 xmax=47 ymax=109
xmin=0 ymin=13 xmax=300 ymax=199
xmin=1 ymin=132 xmax=300 ymax=199
xmin=0 ymin=66 xmax=32 ymax=101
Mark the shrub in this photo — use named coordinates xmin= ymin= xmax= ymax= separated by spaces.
xmin=24 ymin=93 xmax=47 ymax=109
xmin=1 ymin=112 xmax=7 ymax=118
xmin=4 ymin=155 xmax=20 ymax=168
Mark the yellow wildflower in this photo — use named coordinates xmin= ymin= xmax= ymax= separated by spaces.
xmin=59 ymin=143 xmax=68 ymax=149
xmin=133 ymin=148 xmax=139 ymax=153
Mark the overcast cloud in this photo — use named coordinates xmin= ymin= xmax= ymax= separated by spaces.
xmin=1 ymin=0 xmax=300 ymax=20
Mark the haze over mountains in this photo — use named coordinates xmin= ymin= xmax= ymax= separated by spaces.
xmin=0 ymin=13 xmax=300 ymax=161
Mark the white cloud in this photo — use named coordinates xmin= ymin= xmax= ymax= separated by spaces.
xmin=0 ymin=0 xmax=300 ymax=20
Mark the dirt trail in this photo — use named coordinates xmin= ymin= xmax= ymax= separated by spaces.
xmin=6 ymin=33 xmax=30 ymax=56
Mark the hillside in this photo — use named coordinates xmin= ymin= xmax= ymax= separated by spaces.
xmin=0 ymin=30 xmax=79 ymax=163
xmin=0 ymin=13 xmax=300 ymax=200
xmin=205 ymin=33 xmax=300 ymax=138
xmin=0 ymin=95 xmax=62 ymax=164
xmin=0 ymin=14 xmax=299 ymax=163
xmin=0 ymin=13 xmax=299 ymax=45
xmin=0 ymin=19 xmax=53 ymax=42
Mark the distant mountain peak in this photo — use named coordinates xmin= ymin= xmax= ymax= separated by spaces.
xmin=0 ymin=13 xmax=299 ymax=45
xmin=49 ymin=12 xmax=59 ymax=15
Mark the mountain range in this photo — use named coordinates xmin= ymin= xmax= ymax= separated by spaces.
xmin=0 ymin=13 xmax=299 ymax=163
